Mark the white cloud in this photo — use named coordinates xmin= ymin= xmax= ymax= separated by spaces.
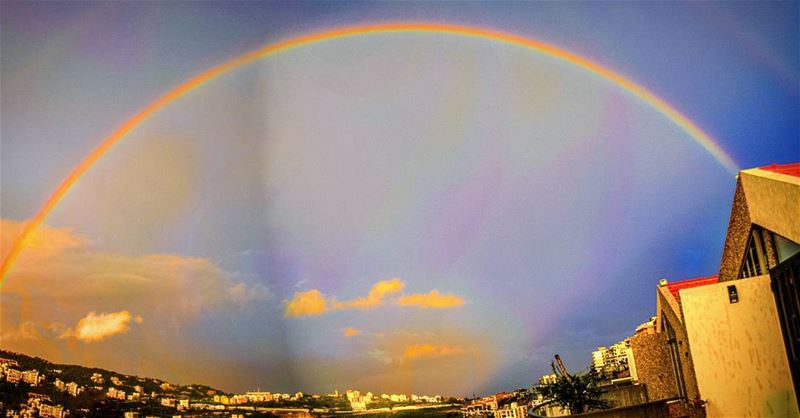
xmin=61 ymin=311 xmax=140 ymax=343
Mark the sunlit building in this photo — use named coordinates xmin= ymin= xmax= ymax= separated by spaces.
xmin=494 ymin=402 xmax=527 ymax=418
xmin=21 ymin=370 xmax=40 ymax=386
xmin=591 ymin=339 xmax=635 ymax=379
xmin=66 ymin=382 xmax=82 ymax=397
xmin=632 ymin=162 xmax=800 ymax=417
xmin=177 ymin=398 xmax=190 ymax=410
xmin=4 ymin=368 xmax=22 ymax=383
xmin=461 ymin=395 xmax=498 ymax=416
xmin=54 ymin=378 xmax=66 ymax=391
xmin=244 ymin=391 xmax=273 ymax=402
xmin=37 ymin=403 xmax=65 ymax=418
xmin=537 ymin=374 xmax=557 ymax=386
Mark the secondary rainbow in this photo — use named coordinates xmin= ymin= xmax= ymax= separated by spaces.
xmin=0 ymin=22 xmax=740 ymax=285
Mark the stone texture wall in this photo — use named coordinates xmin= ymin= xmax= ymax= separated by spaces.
xmin=657 ymin=288 xmax=701 ymax=401
xmin=719 ymin=177 xmax=751 ymax=282
xmin=630 ymin=332 xmax=677 ymax=401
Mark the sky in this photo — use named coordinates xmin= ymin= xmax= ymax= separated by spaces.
xmin=1 ymin=2 xmax=798 ymax=396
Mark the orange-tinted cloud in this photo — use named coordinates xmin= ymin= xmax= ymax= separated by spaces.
xmin=1 ymin=219 xmax=87 ymax=261
xmin=2 ymin=219 xmax=269 ymax=320
xmin=284 ymin=279 xmax=463 ymax=318
xmin=0 ymin=321 xmax=68 ymax=343
xmin=63 ymin=310 xmax=140 ymax=342
xmin=397 ymin=289 xmax=465 ymax=309
xmin=342 ymin=327 xmax=361 ymax=338
xmin=333 ymin=278 xmax=405 ymax=310
xmin=284 ymin=289 xmax=329 ymax=317
xmin=403 ymin=343 xmax=465 ymax=360
xmin=1 ymin=218 xmax=273 ymax=363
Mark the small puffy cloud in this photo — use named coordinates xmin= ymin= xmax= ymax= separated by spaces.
xmin=284 ymin=278 xmax=463 ymax=318
xmin=397 ymin=290 xmax=465 ymax=309
xmin=64 ymin=311 xmax=140 ymax=343
xmin=284 ymin=289 xmax=329 ymax=317
xmin=334 ymin=278 xmax=405 ymax=310
xmin=342 ymin=327 xmax=361 ymax=338
xmin=403 ymin=343 xmax=465 ymax=360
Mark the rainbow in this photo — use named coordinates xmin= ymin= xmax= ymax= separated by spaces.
xmin=0 ymin=22 xmax=740 ymax=285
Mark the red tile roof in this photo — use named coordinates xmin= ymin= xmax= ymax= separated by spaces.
xmin=759 ymin=162 xmax=800 ymax=178
xmin=664 ymin=275 xmax=719 ymax=303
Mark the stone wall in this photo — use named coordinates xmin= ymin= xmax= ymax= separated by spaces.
xmin=719 ymin=177 xmax=751 ymax=282
xmin=630 ymin=332 xmax=677 ymax=401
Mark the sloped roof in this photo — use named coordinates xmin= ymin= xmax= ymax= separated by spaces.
xmin=665 ymin=275 xmax=719 ymax=303
xmin=759 ymin=162 xmax=800 ymax=178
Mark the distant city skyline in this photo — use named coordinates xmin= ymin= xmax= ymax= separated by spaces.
xmin=1 ymin=2 xmax=798 ymax=396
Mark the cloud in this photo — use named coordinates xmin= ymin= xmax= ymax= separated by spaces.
xmin=334 ymin=278 xmax=405 ymax=310
xmin=283 ymin=278 xmax=464 ymax=318
xmin=403 ymin=343 xmax=465 ymax=360
xmin=1 ymin=219 xmax=88 ymax=261
xmin=6 ymin=312 xmax=142 ymax=344
xmin=62 ymin=311 xmax=140 ymax=343
xmin=2 ymin=219 xmax=271 ymax=322
xmin=284 ymin=289 xmax=329 ymax=317
xmin=342 ymin=327 xmax=361 ymax=338
xmin=397 ymin=290 xmax=465 ymax=309
xmin=227 ymin=282 xmax=273 ymax=305
xmin=0 ymin=321 xmax=68 ymax=343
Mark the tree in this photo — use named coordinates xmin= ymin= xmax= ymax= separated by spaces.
xmin=537 ymin=362 xmax=610 ymax=414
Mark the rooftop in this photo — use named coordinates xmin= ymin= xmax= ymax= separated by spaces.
xmin=758 ymin=162 xmax=800 ymax=178
xmin=664 ymin=275 xmax=719 ymax=303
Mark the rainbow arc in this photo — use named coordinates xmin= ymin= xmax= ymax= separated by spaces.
xmin=0 ymin=23 xmax=739 ymax=285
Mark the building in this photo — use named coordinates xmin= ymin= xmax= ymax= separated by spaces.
xmin=108 ymin=387 xmax=126 ymax=400
xmin=54 ymin=379 xmax=66 ymax=391
xmin=389 ymin=393 xmax=408 ymax=402
xmin=591 ymin=339 xmax=635 ymax=380
xmin=631 ymin=163 xmax=800 ymax=418
xmin=538 ymin=374 xmax=558 ymax=386
xmin=494 ymin=402 xmax=527 ymax=418
xmin=634 ymin=316 xmax=656 ymax=335
xmin=38 ymin=403 xmax=65 ymax=418
xmin=0 ymin=358 xmax=19 ymax=368
xmin=66 ymin=381 xmax=82 ymax=397
xmin=178 ymin=398 xmax=190 ymax=410
xmin=461 ymin=396 xmax=498 ymax=416
xmin=21 ymin=370 xmax=41 ymax=386
xmin=4 ymin=368 xmax=22 ymax=383
xmin=683 ymin=163 xmax=799 ymax=417
xmin=243 ymin=391 xmax=273 ymax=402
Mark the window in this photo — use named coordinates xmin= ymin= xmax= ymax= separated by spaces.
xmin=663 ymin=316 xmax=688 ymax=399
xmin=773 ymin=233 xmax=800 ymax=264
xmin=740 ymin=227 xmax=768 ymax=278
